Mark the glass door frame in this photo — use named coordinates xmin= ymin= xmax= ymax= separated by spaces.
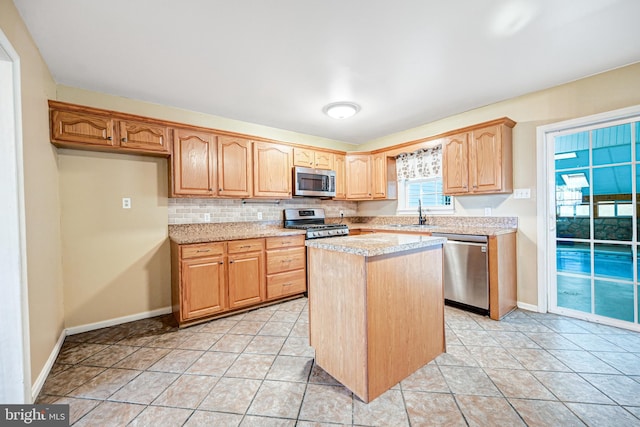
xmin=537 ymin=104 xmax=640 ymax=331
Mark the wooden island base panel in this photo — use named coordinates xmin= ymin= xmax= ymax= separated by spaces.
xmin=306 ymin=234 xmax=446 ymax=403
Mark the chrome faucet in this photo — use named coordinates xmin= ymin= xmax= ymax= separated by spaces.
xmin=418 ymin=199 xmax=426 ymax=225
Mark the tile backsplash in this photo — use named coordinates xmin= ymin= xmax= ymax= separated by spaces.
xmin=168 ymin=198 xmax=358 ymax=224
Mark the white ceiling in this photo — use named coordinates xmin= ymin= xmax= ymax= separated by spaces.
xmin=14 ymin=0 xmax=640 ymax=145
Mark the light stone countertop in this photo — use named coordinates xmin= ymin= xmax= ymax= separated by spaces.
xmin=169 ymin=222 xmax=305 ymax=244
xmin=305 ymin=233 xmax=446 ymax=257
xmin=168 ymin=215 xmax=517 ymax=245
xmin=350 ymin=224 xmax=516 ymax=236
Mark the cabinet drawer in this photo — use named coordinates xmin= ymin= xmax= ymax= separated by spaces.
xmin=181 ymin=242 xmax=225 ymax=259
xmin=267 ymin=270 xmax=307 ymax=299
xmin=228 ymin=238 xmax=265 ymax=254
xmin=267 ymin=247 xmax=306 ymax=274
xmin=266 ymin=235 xmax=305 ymax=249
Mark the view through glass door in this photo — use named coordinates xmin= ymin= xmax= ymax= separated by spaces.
xmin=551 ymin=118 xmax=640 ymax=329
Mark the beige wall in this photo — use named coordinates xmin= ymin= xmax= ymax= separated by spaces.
xmin=58 ymin=150 xmax=170 ymax=327
xmin=358 ymin=62 xmax=640 ymax=306
xmin=0 ymin=0 xmax=63 ymax=388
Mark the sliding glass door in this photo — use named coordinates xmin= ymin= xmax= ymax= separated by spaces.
xmin=551 ymin=120 xmax=639 ymax=328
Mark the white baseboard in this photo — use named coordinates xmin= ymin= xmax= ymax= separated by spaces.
xmin=30 ymin=306 xmax=172 ymax=401
xmin=31 ymin=329 xmax=66 ymax=401
xmin=517 ymin=301 xmax=542 ymax=313
xmin=65 ymin=306 xmax=173 ymax=336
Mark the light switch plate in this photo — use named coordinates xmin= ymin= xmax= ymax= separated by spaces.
xmin=204 ymin=213 xmax=211 ymax=222
xmin=257 ymin=212 xmax=263 ymax=220
xmin=122 ymin=198 xmax=131 ymax=209
xmin=514 ymin=188 xmax=531 ymax=199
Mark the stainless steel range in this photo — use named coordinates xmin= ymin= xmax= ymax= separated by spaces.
xmin=283 ymin=208 xmax=349 ymax=239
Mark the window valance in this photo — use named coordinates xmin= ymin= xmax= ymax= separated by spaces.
xmin=395 ymin=145 xmax=442 ymax=181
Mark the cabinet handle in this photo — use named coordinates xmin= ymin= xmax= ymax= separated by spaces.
xmin=281 ymin=259 xmax=293 ymax=263
xmin=106 ymin=136 xmax=113 ymax=141
xmin=239 ymin=245 xmax=252 ymax=248
xmin=283 ymin=283 xmax=292 ymax=287
xmin=121 ymin=137 xmax=127 ymax=143
xmin=197 ymin=249 xmax=211 ymax=252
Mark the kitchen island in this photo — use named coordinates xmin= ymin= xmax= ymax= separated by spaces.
xmin=305 ymin=233 xmax=446 ymax=403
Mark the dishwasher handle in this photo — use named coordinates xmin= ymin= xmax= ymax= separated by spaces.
xmin=431 ymin=233 xmax=488 ymax=244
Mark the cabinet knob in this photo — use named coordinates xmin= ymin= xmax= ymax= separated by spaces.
xmin=106 ymin=136 xmax=113 ymax=141
xmin=219 ymin=261 xmax=223 ymax=265
xmin=121 ymin=137 xmax=127 ymax=143
xmin=229 ymin=260 xmax=234 ymax=263
xmin=219 ymin=188 xmax=222 ymax=191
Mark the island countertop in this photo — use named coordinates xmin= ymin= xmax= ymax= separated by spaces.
xmin=305 ymin=233 xmax=446 ymax=257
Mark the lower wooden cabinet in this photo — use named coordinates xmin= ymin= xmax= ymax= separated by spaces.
xmin=171 ymin=235 xmax=306 ymax=326
xmin=227 ymin=239 xmax=265 ymax=309
xmin=266 ymin=235 xmax=307 ymax=300
xmin=177 ymin=242 xmax=227 ymax=320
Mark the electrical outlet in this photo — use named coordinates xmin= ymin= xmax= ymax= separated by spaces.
xmin=204 ymin=213 xmax=211 ymax=222
xmin=484 ymin=207 xmax=492 ymax=216
xmin=257 ymin=212 xmax=263 ymax=220
xmin=122 ymin=198 xmax=131 ymax=209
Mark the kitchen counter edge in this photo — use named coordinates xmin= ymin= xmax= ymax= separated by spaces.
xmin=169 ymin=223 xmax=306 ymax=245
xmin=305 ymin=234 xmax=446 ymax=257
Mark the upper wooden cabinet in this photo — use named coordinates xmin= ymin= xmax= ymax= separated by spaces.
xmin=333 ymin=154 xmax=346 ymax=200
xmin=372 ymin=153 xmax=397 ymax=200
xmin=118 ymin=120 xmax=170 ymax=153
xmin=443 ymin=119 xmax=515 ymax=195
xmin=51 ymin=109 xmax=115 ymax=147
xmin=293 ymin=147 xmax=334 ymax=169
xmin=346 ymin=154 xmax=372 ymax=200
xmin=171 ymin=129 xmax=217 ymax=197
xmin=253 ymin=142 xmax=292 ymax=198
xmin=217 ymin=136 xmax=253 ymax=197
xmin=49 ymin=101 xmax=170 ymax=156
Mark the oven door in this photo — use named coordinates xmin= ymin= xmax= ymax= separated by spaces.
xmin=293 ymin=167 xmax=336 ymax=197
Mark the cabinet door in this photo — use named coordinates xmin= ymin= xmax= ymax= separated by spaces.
xmin=118 ymin=120 xmax=170 ymax=154
xmin=469 ymin=125 xmax=503 ymax=193
xmin=182 ymin=256 xmax=226 ymax=320
xmin=218 ymin=136 xmax=252 ymax=197
xmin=172 ymin=129 xmax=217 ymax=196
xmin=253 ymin=142 xmax=292 ymax=198
xmin=372 ymin=153 xmax=388 ymax=199
xmin=228 ymin=251 xmax=265 ymax=309
xmin=314 ymin=151 xmax=334 ymax=170
xmin=346 ymin=154 xmax=372 ymax=199
xmin=333 ymin=154 xmax=346 ymax=199
xmin=442 ymin=132 xmax=469 ymax=195
xmin=51 ymin=110 xmax=115 ymax=147
xmin=293 ymin=147 xmax=314 ymax=167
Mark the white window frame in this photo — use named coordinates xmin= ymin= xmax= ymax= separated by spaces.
xmin=396 ymin=176 xmax=454 ymax=215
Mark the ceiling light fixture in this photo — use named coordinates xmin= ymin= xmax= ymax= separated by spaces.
xmin=323 ymin=102 xmax=360 ymax=119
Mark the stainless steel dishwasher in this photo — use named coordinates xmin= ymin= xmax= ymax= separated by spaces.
xmin=432 ymin=233 xmax=489 ymax=315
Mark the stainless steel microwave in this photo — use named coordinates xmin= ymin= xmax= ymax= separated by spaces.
xmin=293 ymin=166 xmax=336 ymax=197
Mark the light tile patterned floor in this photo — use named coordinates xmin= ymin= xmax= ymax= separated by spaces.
xmin=36 ymin=298 xmax=640 ymax=426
